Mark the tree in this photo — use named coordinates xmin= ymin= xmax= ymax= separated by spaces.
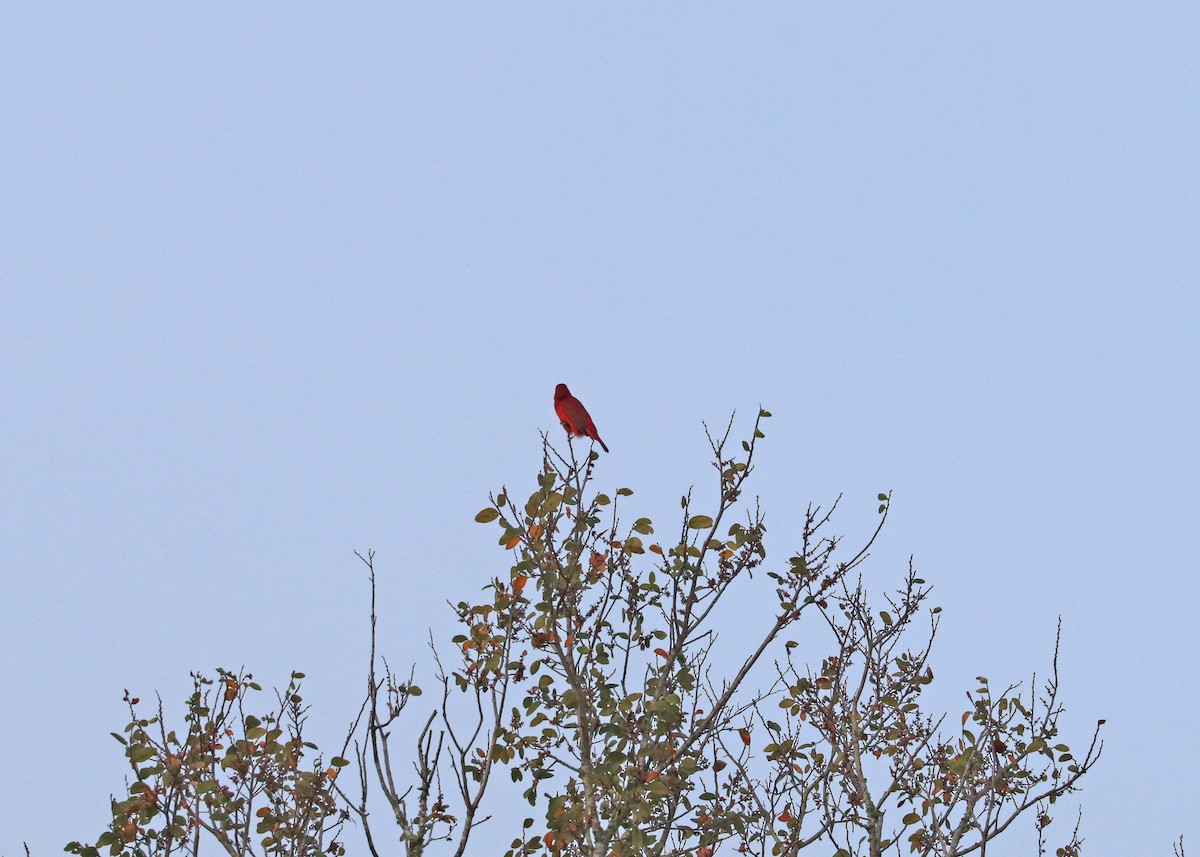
xmin=68 ymin=411 xmax=1102 ymax=856
xmin=67 ymin=671 xmax=347 ymax=857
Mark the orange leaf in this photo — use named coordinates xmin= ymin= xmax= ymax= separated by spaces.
xmin=504 ymin=534 xmax=521 ymax=550
xmin=739 ymin=728 xmax=751 ymax=746
xmin=778 ymin=811 xmax=792 ymax=822
xmin=961 ymin=711 xmax=969 ymax=727
xmin=645 ymin=770 xmax=660 ymax=783
xmin=256 ymin=807 xmax=272 ymax=818
xmin=326 ymin=767 xmax=338 ymax=780
xmin=649 ymin=544 xmax=663 ymax=555
xmin=513 ymin=574 xmax=528 ymax=592
xmin=720 ymin=549 xmax=734 ymax=559
xmin=528 ymin=524 xmax=544 ymax=540
xmin=654 ymin=648 xmax=670 ymax=659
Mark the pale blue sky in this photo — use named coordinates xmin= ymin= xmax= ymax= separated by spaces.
xmin=2 ymin=5 xmax=1196 ymax=855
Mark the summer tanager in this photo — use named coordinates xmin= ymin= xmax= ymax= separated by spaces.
xmin=554 ymin=384 xmax=609 ymax=453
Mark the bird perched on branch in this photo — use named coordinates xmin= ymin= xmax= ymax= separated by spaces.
xmin=554 ymin=383 xmax=609 ymax=453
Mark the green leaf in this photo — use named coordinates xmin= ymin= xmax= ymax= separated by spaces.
xmin=633 ymin=518 xmax=654 ymax=535
xmin=475 ymin=507 xmax=500 ymax=524
xmin=127 ymin=745 xmax=155 ymax=764
xmin=596 ymin=493 xmax=611 ymax=506
xmin=759 ymin=408 xmax=772 ymax=418
xmin=617 ymin=487 xmax=634 ymax=496
xmin=878 ymin=493 xmax=888 ymax=501
xmin=688 ymin=515 xmax=714 ymax=530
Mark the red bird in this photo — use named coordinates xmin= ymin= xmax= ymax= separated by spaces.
xmin=554 ymin=383 xmax=609 ymax=453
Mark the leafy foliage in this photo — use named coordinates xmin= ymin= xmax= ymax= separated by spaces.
xmin=68 ymin=411 xmax=1102 ymax=857
xmin=67 ymin=670 xmax=346 ymax=857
